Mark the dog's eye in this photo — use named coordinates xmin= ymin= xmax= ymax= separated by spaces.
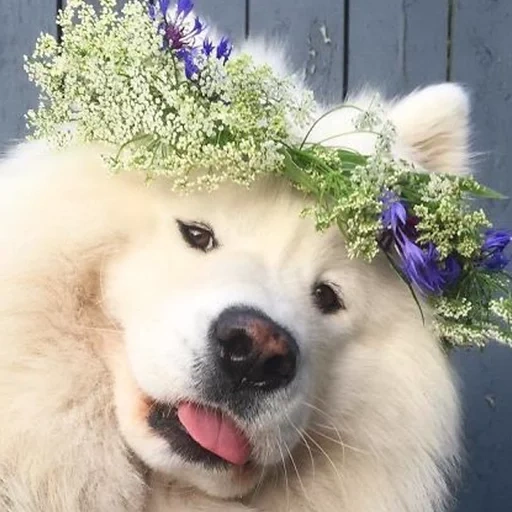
xmin=313 ymin=283 xmax=344 ymax=314
xmin=177 ymin=221 xmax=217 ymax=252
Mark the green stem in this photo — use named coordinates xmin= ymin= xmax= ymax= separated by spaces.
xmin=300 ymin=104 xmax=366 ymax=150
xmin=379 ymin=242 xmax=426 ymax=325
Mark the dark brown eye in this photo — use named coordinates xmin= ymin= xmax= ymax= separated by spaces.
xmin=313 ymin=283 xmax=344 ymax=314
xmin=177 ymin=220 xmax=217 ymax=252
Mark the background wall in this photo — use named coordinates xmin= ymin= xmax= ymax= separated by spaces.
xmin=1 ymin=1 xmax=511 ymax=510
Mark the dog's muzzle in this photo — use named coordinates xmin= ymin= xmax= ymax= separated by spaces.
xmin=147 ymin=306 xmax=300 ymax=468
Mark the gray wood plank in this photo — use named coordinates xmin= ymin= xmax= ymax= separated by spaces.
xmin=196 ymin=0 xmax=246 ymax=43
xmin=450 ymin=2 xmax=512 ymax=511
xmin=78 ymin=1 xmax=247 ymax=43
xmin=248 ymin=0 xmax=345 ymax=104
xmin=451 ymin=0 xmax=512 ymax=230
xmin=347 ymin=0 xmax=448 ymax=96
xmin=0 ymin=0 xmax=57 ymax=152
xmin=451 ymin=344 xmax=512 ymax=512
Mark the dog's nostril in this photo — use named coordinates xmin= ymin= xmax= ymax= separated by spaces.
xmin=212 ymin=306 xmax=299 ymax=392
xmin=221 ymin=330 xmax=253 ymax=361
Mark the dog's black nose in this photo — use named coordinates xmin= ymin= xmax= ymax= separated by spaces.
xmin=211 ymin=307 xmax=299 ymax=391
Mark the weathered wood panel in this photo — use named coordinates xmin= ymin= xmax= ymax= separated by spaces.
xmin=197 ymin=0 xmax=246 ymax=43
xmin=452 ymin=344 xmax=512 ymax=512
xmin=451 ymin=0 xmax=512 ymax=229
xmin=449 ymin=2 xmax=512 ymax=511
xmin=0 ymin=0 xmax=57 ymax=152
xmin=65 ymin=0 xmax=247 ymax=41
xmin=347 ymin=0 xmax=448 ymax=96
xmin=249 ymin=0 xmax=345 ymax=103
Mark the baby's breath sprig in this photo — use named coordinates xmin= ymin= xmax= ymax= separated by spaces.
xmin=25 ymin=0 xmax=511 ymax=347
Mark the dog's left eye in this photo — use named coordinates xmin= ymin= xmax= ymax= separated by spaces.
xmin=313 ymin=283 xmax=344 ymax=314
xmin=177 ymin=220 xmax=217 ymax=252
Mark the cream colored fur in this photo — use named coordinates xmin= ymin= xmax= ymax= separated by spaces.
xmin=0 ymin=39 xmax=469 ymax=512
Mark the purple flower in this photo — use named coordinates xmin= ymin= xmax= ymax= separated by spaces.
xmin=380 ymin=189 xmax=461 ymax=295
xmin=202 ymin=37 xmax=214 ymax=56
xmin=401 ymin=241 xmax=440 ymax=294
xmin=176 ymin=0 xmax=193 ymax=18
xmin=148 ymin=0 xmax=233 ymax=80
xmin=216 ymin=36 xmax=233 ymax=63
xmin=442 ymin=255 xmax=462 ymax=285
xmin=400 ymin=241 xmax=461 ymax=295
xmin=482 ymin=229 xmax=511 ymax=252
xmin=480 ymin=229 xmax=511 ymax=271
xmin=149 ymin=0 xmax=205 ymax=51
xmin=176 ymin=48 xmax=199 ymax=79
xmin=381 ymin=191 xmax=407 ymax=233
xmin=148 ymin=3 xmax=157 ymax=19
xmin=164 ymin=16 xmax=205 ymax=51
xmin=158 ymin=0 xmax=170 ymax=15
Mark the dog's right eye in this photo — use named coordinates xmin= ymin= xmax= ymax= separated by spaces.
xmin=177 ymin=220 xmax=217 ymax=252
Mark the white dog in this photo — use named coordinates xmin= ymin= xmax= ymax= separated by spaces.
xmin=0 ymin=36 xmax=467 ymax=511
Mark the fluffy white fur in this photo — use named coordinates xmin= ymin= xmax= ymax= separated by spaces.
xmin=0 ymin=37 xmax=469 ymax=512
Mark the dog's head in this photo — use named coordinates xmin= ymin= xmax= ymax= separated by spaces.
xmin=103 ymin=84 xmax=469 ymax=498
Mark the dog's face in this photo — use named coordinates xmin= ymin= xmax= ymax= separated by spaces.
xmin=103 ymin=84 xmax=470 ymax=498
xmin=105 ymin=178 xmax=374 ymax=497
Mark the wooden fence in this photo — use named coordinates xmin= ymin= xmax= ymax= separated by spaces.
xmin=1 ymin=1 xmax=511 ymax=510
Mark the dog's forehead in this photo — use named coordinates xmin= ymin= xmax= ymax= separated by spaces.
xmin=166 ymin=179 xmax=345 ymax=256
xmin=169 ymin=180 xmax=299 ymax=228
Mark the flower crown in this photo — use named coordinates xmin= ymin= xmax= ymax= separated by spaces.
xmin=25 ymin=0 xmax=511 ymax=347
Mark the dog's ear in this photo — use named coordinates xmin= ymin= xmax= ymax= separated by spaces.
xmin=390 ymin=83 xmax=471 ymax=175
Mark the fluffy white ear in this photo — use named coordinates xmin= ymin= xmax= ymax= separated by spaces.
xmin=390 ymin=83 xmax=471 ymax=175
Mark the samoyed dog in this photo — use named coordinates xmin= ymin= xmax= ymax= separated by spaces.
xmin=0 ymin=37 xmax=467 ymax=512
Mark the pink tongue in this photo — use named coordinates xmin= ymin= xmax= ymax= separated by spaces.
xmin=177 ymin=402 xmax=251 ymax=466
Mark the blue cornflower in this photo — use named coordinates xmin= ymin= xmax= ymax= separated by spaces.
xmin=148 ymin=0 xmax=232 ymax=79
xmin=380 ymin=189 xmax=461 ymax=294
xmin=442 ymin=254 xmax=462 ymax=285
xmin=482 ymin=229 xmax=511 ymax=252
xmin=400 ymin=241 xmax=460 ymax=295
xmin=401 ymin=241 xmax=442 ymax=294
xmin=216 ymin=36 xmax=233 ymax=63
xmin=480 ymin=229 xmax=511 ymax=271
xmin=202 ymin=38 xmax=214 ymax=56
xmin=159 ymin=0 xmax=171 ymax=15
xmin=148 ymin=3 xmax=157 ymax=19
xmin=201 ymin=36 xmax=232 ymax=64
xmin=381 ymin=190 xmax=407 ymax=233
xmin=176 ymin=48 xmax=199 ymax=79
xmin=164 ymin=15 xmax=205 ymax=51
xmin=149 ymin=0 xmax=205 ymax=52
xmin=176 ymin=0 xmax=193 ymax=19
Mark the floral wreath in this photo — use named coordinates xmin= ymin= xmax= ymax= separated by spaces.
xmin=25 ymin=0 xmax=512 ymax=347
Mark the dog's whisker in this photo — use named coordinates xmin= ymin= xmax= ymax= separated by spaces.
xmin=276 ymin=425 xmax=291 ymax=512
xmin=285 ymin=415 xmax=316 ymax=479
xmin=251 ymin=459 xmax=268 ymax=501
xmin=302 ymin=401 xmax=341 ymax=428
xmin=300 ymin=428 xmax=347 ymax=500
xmin=302 ymin=401 xmax=347 ymax=447
xmin=250 ymin=435 xmax=270 ymax=500
xmin=283 ymin=438 xmax=312 ymax=507
xmin=308 ymin=426 xmax=368 ymax=455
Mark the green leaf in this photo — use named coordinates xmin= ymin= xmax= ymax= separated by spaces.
xmin=281 ymin=149 xmax=318 ymax=193
xmin=334 ymin=148 xmax=367 ymax=167
xmin=460 ymin=179 xmax=508 ymax=200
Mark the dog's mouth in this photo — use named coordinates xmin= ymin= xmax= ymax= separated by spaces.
xmin=148 ymin=400 xmax=252 ymax=468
